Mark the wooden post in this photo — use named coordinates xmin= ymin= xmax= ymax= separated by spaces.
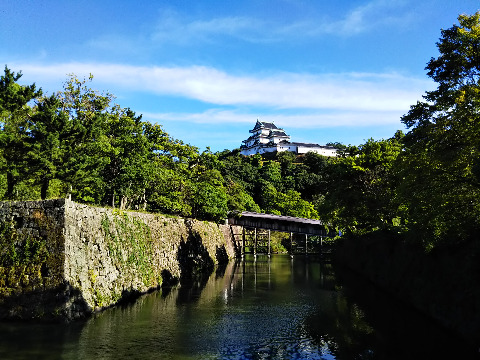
xmin=254 ymin=227 xmax=257 ymax=256
xmin=242 ymin=227 xmax=245 ymax=257
xmin=290 ymin=232 xmax=293 ymax=257
xmin=305 ymin=234 xmax=308 ymax=255
xmin=268 ymin=229 xmax=271 ymax=256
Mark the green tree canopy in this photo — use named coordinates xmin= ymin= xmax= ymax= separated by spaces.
xmin=400 ymin=12 xmax=480 ymax=247
xmin=0 ymin=67 xmax=42 ymax=198
xmin=319 ymin=136 xmax=403 ymax=236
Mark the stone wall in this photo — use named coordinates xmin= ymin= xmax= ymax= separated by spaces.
xmin=0 ymin=199 xmax=239 ymax=320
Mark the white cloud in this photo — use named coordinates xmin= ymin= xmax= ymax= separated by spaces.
xmin=79 ymin=0 xmax=415 ymax=58
xmin=152 ymin=12 xmax=263 ymax=44
xmin=149 ymin=1 xmax=414 ymax=44
xmin=142 ymin=108 xmax=409 ymax=129
xmin=13 ymin=62 xmax=431 ymax=114
xmin=87 ymin=34 xmax=144 ymax=55
xmin=328 ymin=0 xmax=413 ymax=35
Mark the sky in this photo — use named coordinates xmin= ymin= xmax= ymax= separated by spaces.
xmin=2 ymin=0 xmax=479 ymax=152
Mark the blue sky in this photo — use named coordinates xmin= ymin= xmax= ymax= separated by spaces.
xmin=2 ymin=0 xmax=479 ymax=152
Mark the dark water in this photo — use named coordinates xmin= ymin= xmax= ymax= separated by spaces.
xmin=0 ymin=255 xmax=477 ymax=359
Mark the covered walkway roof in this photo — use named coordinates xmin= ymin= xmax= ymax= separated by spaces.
xmin=228 ymin=211 xmax=329 ymax=236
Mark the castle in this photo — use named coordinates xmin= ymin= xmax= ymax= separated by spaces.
xmin=240 ymin=120 xmax=337 ymax=157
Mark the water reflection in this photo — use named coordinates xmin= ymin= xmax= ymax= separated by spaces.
xmin=0 ymin=255 xmax=477 ymax=359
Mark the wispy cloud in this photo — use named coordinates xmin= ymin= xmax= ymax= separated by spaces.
xmin=148 ymin=0 xmax=414 ymax=44
xmin=142 ymin=108 xmax=407 ymax=128
xmin=326 ymin=0 xmax=414 ymax=35
xmin=81 ymin=0 xmax=415 ymax=58
xmin=87 ymin=34 xmax=146 ymax=55
xmin=13 ymin=62 xmax=431 ymax=113
xmin=152 ymin=12 xmax=264 ymax=44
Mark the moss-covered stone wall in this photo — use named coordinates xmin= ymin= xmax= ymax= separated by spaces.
xmin=0 ymin=199 xmax=238 ymax=320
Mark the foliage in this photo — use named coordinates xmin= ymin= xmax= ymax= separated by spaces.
xmin=101 ymin=213 xmax=156 ymax=287
xmin=399 ymin=12 xmax=480 ymax=248
xmin=0 ymin=221 xmax=47 ymax=266
xmin=192 ymin=181 xmax=228 ymax=222
xmin=0 ymin=70 xmax=232 ymax=222
xmin=27 ymin=94 xmax=71 ymax=199
xmin=224 ymin=179 xmax=261 ymax=213
xmin=5 ymin=11 xmax=479 ymax=251
xmin=0 ymin=67 xmax=42 ymax=199
xmin=319 ymin=135 xmax=403 ymax=236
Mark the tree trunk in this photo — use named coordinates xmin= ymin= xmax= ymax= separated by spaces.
xmin=41 ymin=177 xmax=49 ymax=200
xmin=6 ymin=171 xmax=14 ymax=199
xmin=141 ymin=188 xmax=147 ymax=211
xmin=120 ymin=196 xmax=127 ymax=210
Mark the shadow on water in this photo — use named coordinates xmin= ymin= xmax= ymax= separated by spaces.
xmin=0 ymin=320 xmax=86 ymax=360
xmin=322 ymin=264 xmax=480 ymax=359
xmin=0 ymin=255 xmax=478 ymax=359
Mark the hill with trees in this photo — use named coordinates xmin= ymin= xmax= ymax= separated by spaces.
xmin=2 ymin=12 xmax=480 ymax=253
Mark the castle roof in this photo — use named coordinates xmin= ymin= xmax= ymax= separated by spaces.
xmin=269 ymin=130 xmax=289 ymax=137
xmin=251 ymin=120 xmax=279 ymax=132
xmin=290 ymin=142 xmax=335 ymax=149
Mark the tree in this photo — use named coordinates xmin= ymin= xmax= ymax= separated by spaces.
xmin=276 ymin=151 xmax=297 ymax=191
xmin=27 ymin=95 xmax=70 ymax=199
xmin=295 ymin=152 xmax=331 ymax=201
xmin=191 ymin=169 xmax=228 ymax=222
xmin=101 ymin=107 xmax=152 ymax=209
xmin=258 ymin=182 xmax=282 ymax=215
xmin=192 ymin=181 xmax=228 ymax=222
xmin=260 ymin=160 xmax=283 ymax=191
xmin=400 ymin=12 xmax=480 ymax=247
xmin=144 ymin=123 xmax=200 ymax=216
xmin=55 ymin=74 xmax=114 ymax=203
xmin=276 ymin=189 xmax=318 ymax=219
xmin=219 ymin=151 xmax=260 ymax=196
xmin=0 ymin=67 xmax=42 ymax=199
xmin=319 ymin=136 xmax=403 ymax=236
xmin=224 ymin=179 xmax=261 ymax=213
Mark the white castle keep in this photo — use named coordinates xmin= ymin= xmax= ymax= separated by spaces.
xmin=240 ymin=120 xmax=337 ymax=157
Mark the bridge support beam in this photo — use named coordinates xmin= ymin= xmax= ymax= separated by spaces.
xmin=305 ymin=234 xmax=308 ymax=255
xmin=290 ymin=232 xmax=293 ymax=257
xmin=268 ymin=229 xmax=271 ymax=256
xmin=242 ymin=227 xmax=245 ymax=257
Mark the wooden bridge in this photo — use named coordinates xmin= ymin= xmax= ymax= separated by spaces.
xmin=227 ymin=212 xmax=337 ymax=256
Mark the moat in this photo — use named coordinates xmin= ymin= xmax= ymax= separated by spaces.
xmin=0 ymin=255 xmax=476 ymax=359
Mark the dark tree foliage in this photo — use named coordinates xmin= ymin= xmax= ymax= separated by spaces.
xmin=0 ymin=67 xmax=42 ymax=199
xmin=27 ymin=95 xmax=70 ymax=199
xmin=0 ymin=70 xmax=231 ymax=221
xmin=399 ymin=12 xmax=480 ymax=248
xmin=318 ymin=135 xmax=403 ymax=236
xmin=5 ymin=11 xmax=478 ymax=241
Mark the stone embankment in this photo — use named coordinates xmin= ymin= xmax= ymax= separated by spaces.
xmin=0 ymin=199 xmax=242 ymax=321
